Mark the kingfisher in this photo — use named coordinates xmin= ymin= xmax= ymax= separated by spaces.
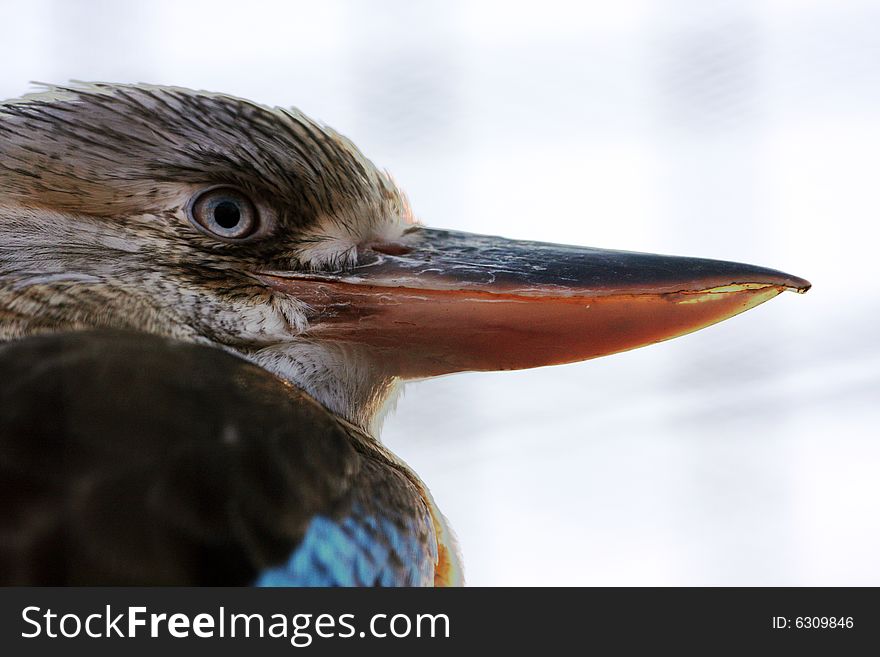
xmin=0 ymin=83 xmax=809 ymax=586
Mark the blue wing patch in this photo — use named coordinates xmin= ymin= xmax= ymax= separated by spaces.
xmin=254 ymin=506 xmax=437 ymax=587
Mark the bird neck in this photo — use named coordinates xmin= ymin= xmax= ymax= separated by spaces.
xmin=244 ymin=340 xmax=404 ymax=437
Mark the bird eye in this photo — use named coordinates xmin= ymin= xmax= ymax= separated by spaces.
xmin=188 ymin=187 xmax=258 ymax=240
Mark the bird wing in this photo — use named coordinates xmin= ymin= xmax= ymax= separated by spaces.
xmin=0 ymin=330 xmax=435 ymax=585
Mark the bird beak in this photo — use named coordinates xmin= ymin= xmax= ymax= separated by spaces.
xmin=258 ymin=228 xmax=810 ymax=378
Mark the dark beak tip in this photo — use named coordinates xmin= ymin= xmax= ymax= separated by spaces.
xmin=782 ymin=274 xmax=811 ymax=294
xmin=729 ymin=263 xmax=810 ymax=295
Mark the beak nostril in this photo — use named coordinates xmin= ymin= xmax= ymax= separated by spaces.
xmin=371 ymin=242 xmax=413 ymax=257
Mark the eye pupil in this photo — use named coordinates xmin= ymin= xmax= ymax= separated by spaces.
xmin=213 ymin=200 xmax=241 ymax=229
xmin=189 ymin=186 xmax=259 ymax=240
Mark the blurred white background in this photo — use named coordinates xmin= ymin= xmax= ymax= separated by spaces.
xmin=2 ymin=0 xmax=877 ymax=585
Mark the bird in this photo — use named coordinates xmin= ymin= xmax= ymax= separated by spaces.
xmin=0 ymin=83 xmax=809 ymax=586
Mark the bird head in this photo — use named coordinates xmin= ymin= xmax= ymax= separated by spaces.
xmin=0 ymin=83 xmax=809 ymax=434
